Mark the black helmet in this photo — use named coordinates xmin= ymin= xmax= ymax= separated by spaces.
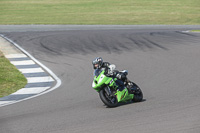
xmin=92 ymin=57 xmax=103 ymax=69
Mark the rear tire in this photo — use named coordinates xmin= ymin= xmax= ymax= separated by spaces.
xmin=99 ymin=89 xmax=118 ymax=108
xmin=132 ymin=83 xmax=143 ymax=102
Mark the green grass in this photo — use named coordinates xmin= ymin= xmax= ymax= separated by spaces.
xmin=0 ymin=51 xmax=27 ymax=98
xmin=0 ymin=0 xmax=199 ymax=25
xmin=191 ymin=30 xmax=200 ymax=32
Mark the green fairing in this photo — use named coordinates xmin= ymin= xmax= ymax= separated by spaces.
xmin=92 ymin=70 xmax=134 ymax=103
xmin=93 ymin=70 xmax=111 ymax=91
xmin=116 ymin=89 xmax=134 ymax=102
xmin=93 ymin=70 xmax=117 ymax=91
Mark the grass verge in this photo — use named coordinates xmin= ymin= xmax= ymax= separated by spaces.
xmin=190 ymin=30 xmax=200 ymax=32
xmin=0 ymin=0 xmax=199 ymax=25
xmin=0 ymin=51 xmax=27 ymax=98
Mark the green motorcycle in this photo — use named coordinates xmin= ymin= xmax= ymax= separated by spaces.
xmin=92 ymin=69 xmax=143 ymax=107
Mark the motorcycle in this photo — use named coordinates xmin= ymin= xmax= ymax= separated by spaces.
xmin=92 ymin=68 xmax=143 ymax=107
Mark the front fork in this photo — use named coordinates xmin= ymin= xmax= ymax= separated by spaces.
xmin=104 ymin=86 xmax=117 ymax=104
xmin=104 ymin=86 xmax=112 ymax=96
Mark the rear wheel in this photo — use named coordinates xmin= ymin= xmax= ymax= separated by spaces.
xmin=99 ymin=88 xmax=118 ymax=107
xmin=132 ymin=83 xmax=143 ymax=102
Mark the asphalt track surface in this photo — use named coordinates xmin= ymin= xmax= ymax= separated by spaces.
xmin=0 ymin=25 xmax=200 ymax=133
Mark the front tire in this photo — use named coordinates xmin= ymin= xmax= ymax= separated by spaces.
xmin=99 ymin=89 xmax=118 ymax=107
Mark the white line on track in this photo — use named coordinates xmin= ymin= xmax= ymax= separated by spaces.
xmin=27 ymin=77 xmax=54 ymax=83
xmin=19 ymin=68 xmax=44 ymax=73
xmin=11 ymin=60 xmax=35 ymax=65
xmin=5 ymin=54 xmax=27 ymax=58
xmin=11 ymin=87 xmax=50 ymax=95
xmin=0 ymin=101 xmax=15 ymax=105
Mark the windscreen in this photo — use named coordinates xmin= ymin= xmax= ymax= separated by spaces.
xmin=93 ymin=69 xmax=102 ymax=77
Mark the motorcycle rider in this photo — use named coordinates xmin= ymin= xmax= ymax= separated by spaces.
xmin=92 ymin=57 xmax=135 ymax=93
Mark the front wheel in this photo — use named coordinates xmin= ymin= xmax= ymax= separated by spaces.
xmin=99 ymin=89 xmax=118 ymax=108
